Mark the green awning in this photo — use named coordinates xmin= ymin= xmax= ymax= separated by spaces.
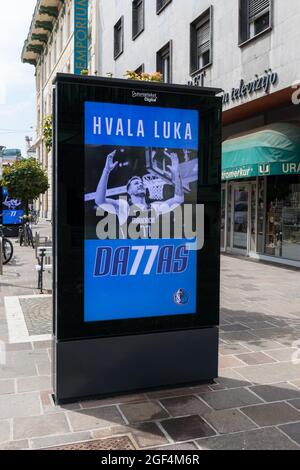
xmin=222 ymin=122 xmax=300 ymax=181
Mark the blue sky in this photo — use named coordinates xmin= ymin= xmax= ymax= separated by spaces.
xmin=0 ymin=0 xmax=37 ymax=156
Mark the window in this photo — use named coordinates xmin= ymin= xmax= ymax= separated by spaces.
xmin=190 ymin=8 xmax=212 ymax=75
xmin=156 ymin=0 xmax=172 ymax=14
xmin=114 ymin=17 xmax=124 ymax=59
xmin=132 ymin=0 xmax=144 ymax=39
xmin=67 ymin=9 xmax=71 ymax=40
xmin=157 ymin=41 xmax=172 ymax=83
xmin=239 ymin=0 xmax=272 ymax=44
xmin=135 ymin=64 xmax=145 ymax=74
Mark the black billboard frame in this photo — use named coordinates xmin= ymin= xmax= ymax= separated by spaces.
xmin=53 ymin=74 xmax=222 ymax=403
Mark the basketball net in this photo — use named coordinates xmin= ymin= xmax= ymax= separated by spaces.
xmin=143 ymin=174 xmax=166 ymax=201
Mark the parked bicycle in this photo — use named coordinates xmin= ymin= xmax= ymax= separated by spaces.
xmin=18 ymin=215 xmax=35 ymax=248
xmin=30 ymin=210 xmax=39 ymax=225
xmin=0 ymin=225 xmax=14 ymax=264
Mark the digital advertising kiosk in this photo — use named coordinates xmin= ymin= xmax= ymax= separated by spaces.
xmin=53 ymin=74 xmax=222 ymax=403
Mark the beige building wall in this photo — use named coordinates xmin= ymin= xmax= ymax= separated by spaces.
xmin=23 ymin=0 xmax=98 ymax=219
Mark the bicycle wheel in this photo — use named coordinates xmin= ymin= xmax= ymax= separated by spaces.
xmin=2 ymin=238 xmax=13 ymax=264
xmin=27 ymin=226 xmax=35 ymax=249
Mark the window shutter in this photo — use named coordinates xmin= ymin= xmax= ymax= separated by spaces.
xmin=197 ymin=20 xmax=210 ymax=55
xmin=137 ymin=1 xmax=144 ymax=31
xmin=248 ymin=0 xmax=270 ymax=21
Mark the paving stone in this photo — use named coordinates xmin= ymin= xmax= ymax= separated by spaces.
xmin=244 ymin=321 xmax=278 ymax=330
xmin=19 ymin=297 xmax=52 ymax=336
xmin=49 ymin=436 xmax=135 ymax=450
xmin=203 ymin=409 xmax=257 ymax=434
xmin=220 ymin=331 xmax=259 ymax=343
xmin=17 ymin=376 xmax=51 ymax=393
xmin=219 ymin=355 xmax=246 ymax=368
xmin=5 ymin=343 xmax=32 ymax=351
xmin=265 ymin=348 xmax=298 ymax=362
xmin=220 ymin=324 xmax=250 ymax=332
xmin=33 ymin=341 xmax=52 ymax=350
xmin=200 ymin=388 xmax=262 ymax=410
xmin=292 ymin=380 xmax=300 ymax=389
xmin=13 ymin=413 xmax=70 ymax=440
xmin=67 ymin=406 xmax=125 ymax=432
xmin=146 ymin=385 xmax=210 ymax=399
xmin=160 ymin=395 xmax=210 ymax=417
xmin=215 ymin=369 xmax=252 ymax=389
xmin=153 ymin=442 xmax=198 ymax=450
xmin=160 ymin=415 xmax=216 ymax=442
xmin=0 ymin=440 xmax=29 ymax=450
xmin=250 ymin=383 xmax=300 ymax=402
xmin=80 ymin=393 xmax=147 ymax=408
xmin=197 ymin=428 xmax=300 ymax=450
xmin=236 ymin=362 xmax=300 ymax=384
xmin=0 ymin=379 xmax=15 ymax=395
xmin=36 ymin=362 xmax=51 ymax=375
xmin=279 ymin=422 xmax=300 ymax=445
xmin=236 ymin=352 xmax=277 ymax=365
xmin=0 ymin=392 xmax=41 ymax=419
xmin=120 ymin=402 xmax=168 ymax=423
xmin=0 ymin=354 xmax=37 ymax=379
xmin=241 ymin=403 xmax=300 ymax=426
xmin=129 ymin=422 xmax=169 ymax=449
xmin=0 ymin=420 xmax=10 ymax=444
xmin=244 ymin=340 xmax=285 ymax=352
xmin=30 ymin=431 xmax=92 ymax=450
xmin=219 ymin=343 xmax=251 ymax=356
xmin=288 ymin=399 xmax=300 ymax=411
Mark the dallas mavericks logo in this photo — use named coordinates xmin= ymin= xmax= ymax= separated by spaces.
xmin=173 ymin=288 xmax=189 ymax=305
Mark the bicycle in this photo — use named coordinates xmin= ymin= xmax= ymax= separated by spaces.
xmin=18 ymin=215 xmax=35 ymax=249
xmin=0 ymin=225 xmax=14 ymax=265
xmin=30 ymin=210 xmax=39 ymax=225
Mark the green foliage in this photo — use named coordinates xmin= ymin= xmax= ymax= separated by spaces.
xmin=1 ymin=158 xmax=49 ymax=213
xmin=43 ymin=115 xmax=53 ymax=152
xmin=124 ymin=71 xmax=163 ymax=82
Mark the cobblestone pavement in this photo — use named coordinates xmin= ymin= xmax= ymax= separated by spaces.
xmin=0 ymin=222 xmax=300 ymax=450
xmin=19 ymin=297 xmax=52 ymax=336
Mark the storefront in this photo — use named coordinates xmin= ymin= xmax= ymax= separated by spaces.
xmin=221 ymin=122 xmax=300 ymax=267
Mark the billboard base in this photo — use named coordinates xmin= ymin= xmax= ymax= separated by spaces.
xmin=53 ymin=327 xmax=218 ymax=404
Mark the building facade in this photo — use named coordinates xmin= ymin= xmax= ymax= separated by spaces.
xmin=97 ymin=0 xmax=300 ymax=267
xmin=22 ymin=0 xmax=98 ymax=218
xmin=23 ymin=0 xmax=300 ymax=266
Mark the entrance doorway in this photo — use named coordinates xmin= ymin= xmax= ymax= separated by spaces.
xmin=222 ymin=181 xmax=258 ymax=255
xmin=231 ymin=185 xmax=250 ymax=253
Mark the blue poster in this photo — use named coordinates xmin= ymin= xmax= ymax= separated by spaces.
xmin=84 ymin=102 xmax=199 ymax=322
xmin=2 ymin=188 xmax=24 ymax=225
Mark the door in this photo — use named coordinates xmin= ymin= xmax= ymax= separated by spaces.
xmin=231 ymin=184 xmax=251 ymax=254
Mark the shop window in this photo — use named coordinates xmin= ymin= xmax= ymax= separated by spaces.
xmin=156 ymin=0 xmax=172 ymax=15
xmin=114 ymin=17 xmax=124 ymax=60
xmin=239 ymin=0 xmax=272 ymax=45
xmin=190 ymin=7 xmax=213 ymax=75
xmin=132 ymin=0 xmax=144 ymax=40
xmin=265 ymin=175 xmax=300 ymax=262
xmin=157 ymin=41 xmax=172 ymax=83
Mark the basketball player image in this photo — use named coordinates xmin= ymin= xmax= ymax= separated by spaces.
xmin=95 ymin=149 xmax=184 ymax=237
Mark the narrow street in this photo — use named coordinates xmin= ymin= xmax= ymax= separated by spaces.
xmin=0 ymin=224 xmax=299 ymax=450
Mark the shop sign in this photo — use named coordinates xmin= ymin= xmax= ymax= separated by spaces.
xmin=222 ymin=70 xmax=279 ymax=106
xmin=222 ymin=162 xmax=300 ymax=181
xmin=74 ymin=0 xmax=89 ymax=75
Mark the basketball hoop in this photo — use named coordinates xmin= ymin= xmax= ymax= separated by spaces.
xmin=143 ymin=174 xmax=166 ymax=201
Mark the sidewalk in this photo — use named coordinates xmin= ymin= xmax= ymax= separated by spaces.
xmin=0 ymin=223 xmax=300 ymax=450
